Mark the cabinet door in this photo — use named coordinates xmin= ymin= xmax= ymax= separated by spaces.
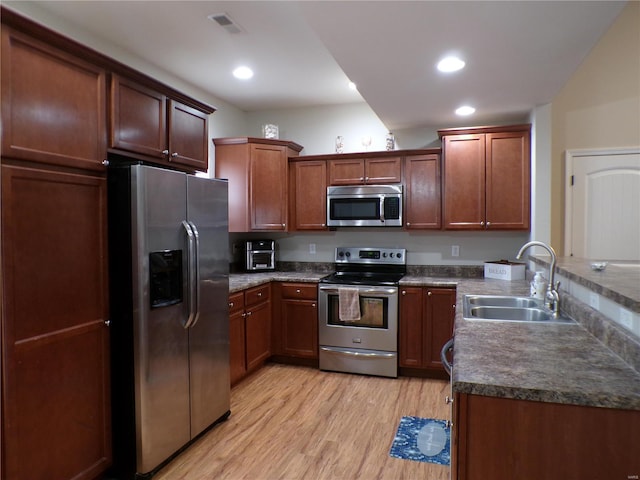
xmin=424 ymin=288 xmax=456 ymax=371
xmin=281 ymin=299 xmax=318 ymax=358
xmin=404 ymin=154 xmax=441 ymax=229
xmin=245 ymin=300 xmax=271 ymax=371
xmin=250 ymin=143 xmax=287 ymax=230
xmin=168 ymin=100 xmax=209 ymax=172
xmin=229 ymin=308 xmax=246 ymax=386
xmin=443 ymin=134 xmax=485 ymax=229
xmin=485 ymin=131 xmax=530 ymax=230
xmin=109 ymin=74 xmax=167 ymax=159
xmin=1 ymin=28 xmax=106 ymax=171
xmin=365 ymin=157 xmax=402 ymax=184
xmin=328 ymin=158 xmax=365 ymax=185
xmin=290 ymin=161 xmax=327 ymax=230
xmin=1 ymin=165 xmax=111 ymax=480
xmin=399 ymin=287 xmax=424 ymax=367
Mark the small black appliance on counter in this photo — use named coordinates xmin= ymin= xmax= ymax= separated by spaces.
xmin=244 ymin=239 xmax=275 ymax=272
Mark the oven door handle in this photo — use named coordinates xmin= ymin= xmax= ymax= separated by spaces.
xmin=318 ymin=285 xmax=397 ymax=296
xmin=320 ymin=347 xmax=396 ymax=358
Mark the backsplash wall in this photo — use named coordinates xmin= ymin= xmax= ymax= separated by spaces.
xmin=231 ymin=230 xmax=530 ymax=266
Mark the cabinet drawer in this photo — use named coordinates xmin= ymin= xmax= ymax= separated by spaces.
xmin=281 ymin=283 xmax=317 ymax=300
xmin=228 ymin=292 xmax=245 ymax=314
xmin=245 ymin=284 xmax=270 ymax=306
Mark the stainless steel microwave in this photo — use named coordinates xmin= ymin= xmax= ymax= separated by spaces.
xmin=326 ymin=184 xmax=403 ymax=227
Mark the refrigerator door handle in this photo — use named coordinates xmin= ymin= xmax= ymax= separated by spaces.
xmin=188 ymin=221 xmax=201 ymax=328
xmin=182 ymin=220 xmax=197 ymax=329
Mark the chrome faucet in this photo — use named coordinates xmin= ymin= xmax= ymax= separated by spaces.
xmin=516 ymin=241 xmax=561 ymax=317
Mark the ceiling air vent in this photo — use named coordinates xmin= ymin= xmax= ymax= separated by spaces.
xmin=207 ymin=13 xmax=243 ymax=34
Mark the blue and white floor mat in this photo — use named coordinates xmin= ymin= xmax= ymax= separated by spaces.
xmin=389 ymin=416 xmax=451 ymax=466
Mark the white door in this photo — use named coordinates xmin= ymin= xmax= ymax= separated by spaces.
xmin=565 ymin=148 xmax=640 ymax=260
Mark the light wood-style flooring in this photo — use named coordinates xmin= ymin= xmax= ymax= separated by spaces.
xmin=155 ymin=363 xmax=451 ymax=480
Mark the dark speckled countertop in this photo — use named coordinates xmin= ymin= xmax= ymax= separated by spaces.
xmin=230 ymin=268 xmax=640 ymax=411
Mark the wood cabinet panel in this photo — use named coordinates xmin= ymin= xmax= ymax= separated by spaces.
xmin=245 ymin=283 xmax=270 ymax=307
xmin=442 ymin=134 xmax=485 ymax=229
xmin=328 ymin=157 xmax=401 ymax=185
xmin=399 ymin=286 xmax=455 ymax=375
xmin=365 ymin=157 xmax=402 ymax=184
xmin=1 ymin=27 xmax=106 ymax=171
xmin=455 ymin=394 xmax=640 ymax=480
xmin=485 ymin=131 xmax=530 ymax=229
xmin=289 ymin=160 xmax=327 ymax=230
xmin=168 ymin=100 xmax=209 ymax=171
xmin=245 ymin=300 xmax=271 ymax=372
xmin=214 ymin=138 xmax=303 ymax=233
xmin=250 ymin=143 xmax=288 ymax=230
xmin=404 ymin=154 xmax=441 ymax=229
xmin=228 ymin=293 xmax=246 ymax=386
xmin=1 ymin=165 xmax=110 ymax=479
xmin=441 ymin=125 xmax=530 ymax=231
xmin=109 ymin=74 xmax=167 ymax=158
xmin=279 ymin=283 xmax=318 ymax=359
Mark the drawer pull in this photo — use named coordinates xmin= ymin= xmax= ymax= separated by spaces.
xmin=296 ymin=289 xmax=301 ymax=294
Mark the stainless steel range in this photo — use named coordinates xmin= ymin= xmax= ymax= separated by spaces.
xmin=318 ymin=246 xmax=406 ymax=378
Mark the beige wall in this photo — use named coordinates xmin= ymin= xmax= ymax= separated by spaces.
xmin=551 ymin=1 xmax=640 ymax=253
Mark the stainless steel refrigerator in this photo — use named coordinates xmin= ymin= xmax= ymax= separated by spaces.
xmin=107 ymin=163 xmax=230 ymax=479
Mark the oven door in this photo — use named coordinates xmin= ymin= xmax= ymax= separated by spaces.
xmin=318 ymin=284 xmax=398 ymax=352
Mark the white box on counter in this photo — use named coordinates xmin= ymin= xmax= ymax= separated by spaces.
xmin=484 ymin=260 xmax=525 ymax=280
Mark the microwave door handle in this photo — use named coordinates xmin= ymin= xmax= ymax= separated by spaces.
xmin=380 ymin=196 xmax=385 ymax=223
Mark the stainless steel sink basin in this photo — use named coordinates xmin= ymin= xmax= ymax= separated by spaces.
xmin=463 ymin=295 xmax=575 ymax=324
xmin=467 ymin=295 xmax=540 ymax=308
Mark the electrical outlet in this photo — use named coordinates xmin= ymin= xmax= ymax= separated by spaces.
xmin=451 ymin=245 xmax=460 ymax=257
xmin=589 ymin=292 xmax=600 ymax=310
xmin=619 ymin=307 xmax=633 ymax=330
xmin=309 ymin=243 xmax=316 ymax=254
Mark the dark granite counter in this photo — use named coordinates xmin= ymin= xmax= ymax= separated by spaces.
xmin=230 ymin=268 xmax=640 ymax=411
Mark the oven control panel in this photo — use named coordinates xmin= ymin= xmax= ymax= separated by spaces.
xmin=335 ymin=247 xmax=406 ymax=265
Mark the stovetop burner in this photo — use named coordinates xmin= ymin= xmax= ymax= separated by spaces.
xmin=320 ymin=246 xmax=406 ymax=286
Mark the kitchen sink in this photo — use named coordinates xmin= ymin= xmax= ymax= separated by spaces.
xmin=466 ymin=295 xmax=540 ymax=308
xmin=463 ymin=295 xmax=575 ymax=324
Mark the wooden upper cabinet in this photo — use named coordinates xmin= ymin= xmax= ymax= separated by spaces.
xmin=404 ymin=154 xmax=441 ymax=229
xmin=109 ymin=75 xmax=167 ymax=158
xmin=1 ymin=27 xmax=107 ymax=171
xmin=289 ymin=160 xmax=327 ymax=231
xmin=110 ymin=75 xmax=210 ymax=172
xmin=440 ymin=125 xmax=531 ymax=230
xmin=328 ymin=157 xmax=401 ymax=185
xmin=214 ymin=137 xmax=303 ymax=232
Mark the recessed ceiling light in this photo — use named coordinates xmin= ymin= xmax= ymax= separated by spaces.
xmin=233 ymin=66 xmax=253 ymax=80
xmin=348 ymin=81 xmax=357 ymax=91
xmin=437 ymin=56 xmax=465 ymax=73
xmin=455 ymin=105 xmax=476 ymax=116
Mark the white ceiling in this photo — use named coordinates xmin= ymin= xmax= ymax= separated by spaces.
xmin=9 ymin=1 xmax=627 ymax=130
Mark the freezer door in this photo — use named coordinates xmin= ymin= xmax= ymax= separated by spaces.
xmin=187 ymin=175 xmax=231 ymax=437
xmin=131 ymin=165 xmax=191 ymax=474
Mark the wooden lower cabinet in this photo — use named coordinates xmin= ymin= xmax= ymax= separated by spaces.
xmin=453 ymin=393 xmax=640 ymax=480
xmin=399 ymin=287 xmax=456 ymax=376
xmin=276 ymin=283 xmax=318 ymax=359
xmin=228 ymin=284 xmax=271 ymax=385
xmin=1 ymin=164 xmax=111 ymax=480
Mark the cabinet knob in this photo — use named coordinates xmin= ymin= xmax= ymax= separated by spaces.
xmin=257 ymin=292 xmax=262 ymax=297
xmin=406 ymin=222 xmax=411 ymax=226
xmin=246 ymin=311 xmax=252 ymax=316
xmin=480 ymin=221 xmax=485 ymax=226
xmin=102 ymin=159 xmax=109 ymax=166
xmin=162 ymin=149 xmax=169 ymax=155
xmin=282 ymin=223 xmax=286 ymax=228
xmin=427 ymin=291 xmax=432 ymax=296
xmin=486 ymin=221 xmax=491 ymax=227
xmin=401 ymin=290 xmax=406 ymax=295
xmin=104 ymin=319 xmax=111 ymax=326
xmin=296 ymin=289 xmax=301 ymax=294
xmin=322 ymin=223 xmax=326 ymax=227
xmin=229 ymin=302 xmax=234 ymax=308
xmin=171 ymin=152 xmax=179 ymax=157
xmin=312 ymin=303 xmax=316 ymax=307
xmin=242 ymin=312 xmax=247 ymax=318
xmin=445 ymin=395 xmax=454 ymax=404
